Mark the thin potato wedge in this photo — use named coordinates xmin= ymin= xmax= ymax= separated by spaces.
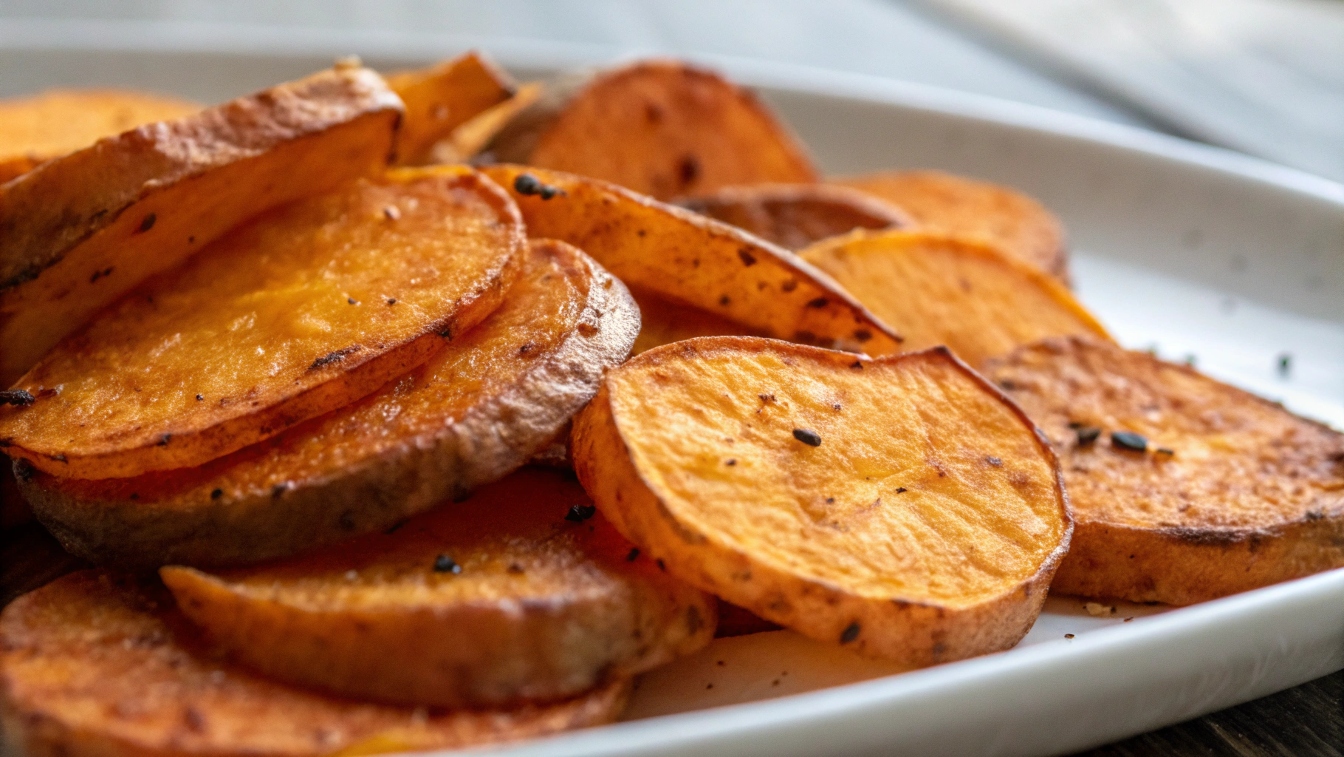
xmin=19 ymin=239 xmax=635 ymax=567
xmin=799 ymin=229 xmax=1109 ymax=367
xmin=386 ymin=51 xmax=515 ymax=165
xmin=493 ymin=60 xmax=816 ymax=199
xmin=677 ymin=183 xmax=911 ymax=250
xmin=0 ymin=166 xmax=524 ymax=480
xmin=0 ymin=571 xmax=629 ymax=757
xmin=0 ymin=64 xmax=403 ymax=384
xmin=0 ymin=89 xmax=200 ymax=184
xmin=160 ymin=467 xmax=714 ymax=708
xmin=834 ymin=170 xmax=1070 ymax=281
xmin=572 ymin=337 xmax=1071 ymax=664
xmin=482 ymin=164 xmax=901 ymax=356
xmin=984 ymin=335 xmax=1344 ymax=605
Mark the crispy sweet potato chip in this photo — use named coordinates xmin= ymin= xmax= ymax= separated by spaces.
xmin=572 ymin=337 xmax=1071 ymax=664
xmin=677 ymin=184 xmax=911 ymax=250
xmin=20 ymin=238 xmax=632 ymax=567
xmin=482 ymin=165 xmax=900 ymax=356
xmin=386 ymin=51 xmax=515 ymax=165
xmin=0 ymin=89 xmax=200 ymax=184
xmin=0 ymin=64 xmax=403 ymax=384
xmin=0 ymin=166 xmax=524 ymax=480
xmin=491 ymin=60 xmax=817 ymax=199
xmin=799 ymin=229 xmax=1109 ymax=367
xmin=160 ymin=467 xmax=714 ymax=708
xmin=834 ymin=170 xmax=1070 ymax=281
xmin=0 ymin=571 xmax=629 ymax=757
xmin=984 ymin=335 xmax=1344 ymax=605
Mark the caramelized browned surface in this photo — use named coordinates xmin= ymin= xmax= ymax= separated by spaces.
xmin=0 ymin=571 xmax=629 ymax=757
xmin=22 ymin=239 xmax=636 ymax=568
xmin=985 ymin=335 xmax=1344 ymax=604
xmin=678 ymin=183 xmax=910 ymax=250
xmin=385 ymin=51 xmax=514 ymax=165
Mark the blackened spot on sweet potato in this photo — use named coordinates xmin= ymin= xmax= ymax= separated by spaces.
xmin=89 ymin=267 xmax=114 ymax=284
xmin=678 ymin=155 xmax=700 ymax=186
xmin=308 ymin=346 xmax=361 ymax=371
xmin=807 ymin=297 xmax=829 ymax=308
xmin=137 ymin=213 xmax=157 ymax=233
xmin=840 ymin=622 xmax=860 ymax=644
xmin=738 ymin=249 xmax=757 ymax=267
xmin=0 ymin=390 xmax=34 ymax=407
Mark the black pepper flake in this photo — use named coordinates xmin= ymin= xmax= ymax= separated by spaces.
xmin=839 ymin=622 xmax=860 ymax=644
xmin=737 ymin=249 xmax=757 ymax=267
xmin=1155 ymin=447 xmax=1175 ymax=457
xmin=896 ymin=487 xmax=907 ymax=494
xmin=157 ymin=434 xmax=171 ymax=447
xmin=987 ymin=456 xmax=1002 ymax=466
xmin=89 ymin=267 xmax=114 ymax=283
xmin=137 ymin=213 xmax=157 ymax=233
xmin=210 ymin=488 xmax=223 ymax=500
xmin=433 ymin=554 xmax=462 ymax=574
xmin=0 ymin=389 xmax=35 ymax=407
xmin=195 ymin=394 xmax=204 ymax=402
xmin=626 ymin=548 xmax=641 ymax=562
xmin=50 ymin=453 xmax=67 ymax=463
xmin=792 ymin=428 xmax=822 ymax=447
xmin=439 ymin=328 xmax=453 ymax=339
xmin=387 ymin=298 xmax=397 ymax=305
xmin=1075 ymin=426 xmax=1101 ymax=447
xmin=825 ymin=497 xmax=835 ymax=504
xmin=806 ymin=297 xmax=829 ymax=308
xmin=565 ymin=503 xmax=597 ymax=522
xmin=725 ymin=459 xmax=737 ymax=466
xmin=309 ymin=346 xmax=361 ymax=371
xmin=656 ymin=559 xmax=667 ymax=572
xmin=1278 ymin=353 xmax=1292 ymax=377
xmin=383 ymin=206 xmax=401 ymax=221
xmin=271 ymin=482 xmax=289 ymax=498
xmin=849 ymin=360 xmax=863 ymax=370
xmin=513 ymin=173 xmax=564 ymax=200
xmin=348 ymin=297 xmax=358 ymax=305
xmin=853 ymin=329 xmax=872 ymax=343
xmin=1111 ymin=431 xmax=1148 ymax=452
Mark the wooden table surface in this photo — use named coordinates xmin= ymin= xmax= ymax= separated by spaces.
xmin=4 ymin=520 xmax=1341 ymax=756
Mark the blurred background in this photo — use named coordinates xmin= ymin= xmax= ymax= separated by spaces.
xmin=1 ymin=0 xmax=1341 ymax=180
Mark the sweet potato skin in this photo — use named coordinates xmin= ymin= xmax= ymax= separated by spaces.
xmin=677 ymin=183 xmax=911 ymax=250
xmin=1 ymin=166 xmax=524 ymax=480
xmin=984 ymin=335 xmax=1344 ymax=604
xmin=572 ymin=337 xmax=1071 ymax=665
xmin=160 ymin=467 xmax=715 ymax=708
xmin=482 ymin=164 xmax=901 ymax=356
xmin=0 ymin=571 xmax=629 ymax=757
xmin=386 ymin=51 xmax=515 ymax=165
xmin=20 ymin=239 xmax=637 ymax=568
xmin=0 ymin=65 xmax=403 ymax=384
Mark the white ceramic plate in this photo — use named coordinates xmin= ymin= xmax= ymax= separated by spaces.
xmin=4 ymin=29 xmax=1343 ymax=757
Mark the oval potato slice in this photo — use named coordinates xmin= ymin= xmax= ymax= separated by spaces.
xmin=572 ymin=336 xmax=1071 ymax=665
xmin=498 ymin=60 xmax=816 ymax=200
xmin=0 ymin=166 xmax=524 ymax=480
xmin=0 ymin=64 xmax=403 ymax=384
xmin=385 ymin=51 xmax=515 ymax=165
xmin=833 ymin=170 xmax=1070 ymax=282
xmin=984 ymin=335 xmax=1344 ymax=605
xmin=0 ymin=571 xmax=629 ymax=757
xmin=799 ymin=229 xmax=1109 ymax=367
xmin=482 ymin=164 xmax=901 ymax=356
xmin=677 ymin=183 xmax=911 ymax=250
xmin=160 ymin=467 xmax=715 ymax=708
xmin=19 ymin=239 xmax=636 ymax=567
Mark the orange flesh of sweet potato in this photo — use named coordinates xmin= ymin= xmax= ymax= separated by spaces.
xmin=572 ymin=337 xmax=1070 ymax=664
xmin=0 ymin=166 xmax=524 ymax=479
xmin=20 ymin=239 xmax=637 ymax=568
xmin=0 ymin=571 xmax=629 ymax=757
xmin=160 ymin=467 xmax=714 ymax=708
xmin=0 ymin=65 xmax=403 ymax=385
xmin=799 ymin=229 xmax=1109 ymax=367
xmin=386 ymin=51 xmax=515 ymax=165
xmin=520 ymin=60 xmax=817 ymax=200
xmin=482 ymin=164 xmax=901 ymax=356
xmin=833 ymin=170 xmax=1070 ymax=281
xmin=677 ymin=183 xmax=912 ymax=250
xmin=984 ymin=335 xmax=1344 ymax=605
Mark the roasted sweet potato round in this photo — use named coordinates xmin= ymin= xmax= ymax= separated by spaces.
xmin=800 ymin=229 xmax=1108 ymax=367
xmin=482 ymin=164 xmax=901 ymax=356
xmin=0 ymin=571 xmax=629 ymax=757
xmin=833 ymin=170 xmax=1070 ymax=282
xmin=385 ymin=51 xmax=515 ymax=165
xmin=0 ymin=166 xmax=524 ymax=480
xmin=572 ymin=336 xmax=1071 ymax=665
xmin=20 ymin=239 xmax=636 ymax=567
xmin=984 ymin=335 xmax=1344 ymax=605
xmin=677 ymin=183 xmax=911 ymax=250
xmin=160 ymin=466 xmax=714 ymax=708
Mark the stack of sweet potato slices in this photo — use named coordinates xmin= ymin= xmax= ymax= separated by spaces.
xmin=1 ymin=52 xmax=1341 ymax=757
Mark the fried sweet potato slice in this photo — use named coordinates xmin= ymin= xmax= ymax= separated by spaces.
xmin=427 ymin=82 xmax=545 ymax=164
xmin=0 ymin=64 xmax=403 ymax=384
xmin=160 ymin=466 xmax=714 ymax=708
xmin=0 ymin=89 xmax=200 ymax=184
xmin=799 ymin=229 xmax=1109 ymax=367
xmin=984 ymin=335 xmax=1344 ymax=605
xmin=572 ymin=337 xmax=1071 ymax=664
xmin=482 ymin=165 xmax=900 ymax=356
xmin=386 ymin=51 xmax=515 ymax=165
xmin=677 ymin=183 xmax=911 ymax=250
xmin=491 ymin=60 xmax=816 ymax=199
xmin=20 ymin=239 xmax=634 ymax=567
xmin=0 ymin=571 xmax=628 ymax=757
xmin=833 ymin=170 xmax=1070 ymax=281
xmin=0 ymin=166 xmax=524 ymax=479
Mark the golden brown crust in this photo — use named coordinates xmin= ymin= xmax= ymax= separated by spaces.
xmin=984 ymin=335 xmax=1344 ymax=604
xmin=385 ymin=51 xmax=515 ymax=165
xmin=676 ymin=183 xmax=911 ymax=250
xmin=0 ymin=571 xmax=629 ymax=757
